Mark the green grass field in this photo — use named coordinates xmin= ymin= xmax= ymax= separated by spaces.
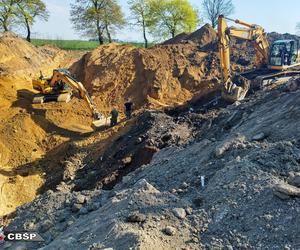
xmin=31 ymin=39 xmax=150 ymax=50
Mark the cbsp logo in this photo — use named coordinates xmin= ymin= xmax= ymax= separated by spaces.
xmin=0 ymin=227 xmax=5 ymax=245
xmin=0 ymin=227 xmax=44 ymax=244
xmin=5 ymin=232 xmax=44 ymax=241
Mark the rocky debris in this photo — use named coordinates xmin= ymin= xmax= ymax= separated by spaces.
xmin=72 ymin=111 xmax=194 ymax=191
xmin=71 ymin=203 xmax=82 ymax=213
xmin=185 ymin=207 xmax=193 ymax=215
xmin=172 ymin=208 xmax=186 ymax=219
xmin=268 ymin=32 xmax=300 ymax=45
xmin=285 ymin=77 xmax=300 ymax=92
xmin=39 ymin=220 xmax=53 ymax=233
xmin=251 ymin=132 xmax=266 ymax=141
xmin=273 ymin=182 xmax=300 ymax=199
xmin=126 ymin=212 xmax=147 ymax=223
xmin=75 ymin=194 xmax=87 ymax=204
xmin=215 ymin=135 xmax=247 ymax=158
xmin=163 ymin=226 xmax=177 ymax=236
xmin=121 ymin=156 xmax=132 ymax=166
xmin=288 ymin=172 xmax=300 ymax=188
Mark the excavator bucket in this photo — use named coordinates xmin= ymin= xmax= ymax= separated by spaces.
xmin=221 ymin=75 xmax=251 ymax=103
xmin=92 ymin=117 xmax=110 ymax=129
xmin=221 ymin=85 xmax=249 ymax=102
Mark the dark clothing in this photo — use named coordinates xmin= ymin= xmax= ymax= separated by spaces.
xmin=124 ymin=102 xmax=133 ymax=120
xmin=124 ymin=102 xmax=133 ymax=112
xmin=110 ymin=108 xmax=118 ymax=127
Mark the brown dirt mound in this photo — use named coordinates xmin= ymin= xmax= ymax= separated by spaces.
xmin=71 ymin=26 xmax=220 ymax=112
xmin=0 ymin=33 xmax=87 ymax=216
xmin=162 ymin=23 xmax=217 ymax=47
xmin=0 ymin=32 xmax=66 ymax=80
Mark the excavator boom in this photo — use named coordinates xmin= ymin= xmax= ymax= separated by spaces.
xmin=49 ymin=69 xmax=102 ymax=120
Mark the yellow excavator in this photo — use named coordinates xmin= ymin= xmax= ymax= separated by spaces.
xmin=32 ymin=69 xmax=107 ymax=128
xmin=218 ymin=15 xmax=300 ymax=102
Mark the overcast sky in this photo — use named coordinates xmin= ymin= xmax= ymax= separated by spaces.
xmin=30 ymin=0 xmax=300 ymax=41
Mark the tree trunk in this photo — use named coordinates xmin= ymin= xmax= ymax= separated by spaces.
xmin=3 ymin=23 xmax=8 ymax=32
xmin=3 ymin=18 xmax=9 ymax=31
xmin=171 ymin=29 xmax=175 ymax=38
xmin=96 ymin=20 xmax=104 ymax=45
xmin=25 ymin=19 xmax=31 ymax=42
xmin=142 ymin=20 xmax=148 ymax=48
xmin=105 ymin=24 xmax=112 ymax=43
xmin=211 ymin=18 xmax=217 ymax=29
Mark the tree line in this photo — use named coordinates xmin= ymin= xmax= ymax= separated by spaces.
xmin=0 ymin=0 xmax=48 ymax=42
xmin=71 ymin=0 xmax=234 ymax=47
xmin=0 ymin=0 xmax=234 ymax=47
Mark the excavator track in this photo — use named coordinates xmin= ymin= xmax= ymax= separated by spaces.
xmin=238 ymin=68 xmax=300 ymax=90
xmin=32 ymin=92 xmax=72 ymax=104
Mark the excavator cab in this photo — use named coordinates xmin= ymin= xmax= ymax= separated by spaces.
xmin=269 ymin=40 xmax=300 ymax=70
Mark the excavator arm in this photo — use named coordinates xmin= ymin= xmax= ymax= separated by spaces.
xmin=218 ymin=15 xmax=270 ymax=102
xmin=49 ymin=69 xmax=103 ymax=120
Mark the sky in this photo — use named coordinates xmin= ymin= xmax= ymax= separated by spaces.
xmin=30 ymin=0 xmax=300 ymax=41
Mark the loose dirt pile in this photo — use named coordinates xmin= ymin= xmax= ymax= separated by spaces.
xmin=268 ymin=32 xmax=300 ymax=44
xmin=163 ymin=23 xmax=218 ymax=47
xmin=0 ymin=32 xmax=87 ymax=216
xmin=0 ymin=32 xmax=67 ymax=80
xmin=70 ymin=24 xmax=221 ymax=111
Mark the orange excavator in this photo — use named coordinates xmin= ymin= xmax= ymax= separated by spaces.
xmin=218 ymin=15 xmax=300 ymax=102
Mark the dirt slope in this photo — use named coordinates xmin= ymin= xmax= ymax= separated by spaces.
xmin=0 ymin=32 xmax=67 ymax=80
xmin=0 ymin=32 xmax=88 ymax=216
xmin=6 ymin=77 xmax=300 ymax=250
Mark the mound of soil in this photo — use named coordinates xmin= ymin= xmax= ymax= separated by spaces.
xmin=70 ymin=25 xmax=220 ymax=112
xmin=268 ymin=32 xmax=300 ymax=44
xmin=0 ymin=32 xmax=66 ymax=80
xmin=0 ymin=33 xmax=87 ymax=217
xmin=163 ymin=23 xmax=217 ymax=47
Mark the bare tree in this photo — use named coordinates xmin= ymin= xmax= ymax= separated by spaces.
xmin=202 ymin=0 xmax=234 ymax=28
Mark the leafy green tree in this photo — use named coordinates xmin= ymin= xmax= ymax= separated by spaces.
xmin=202 ymin=0 xmax=234 ymax=28
xmin=0 ymin=0 xmax=17 ymax=31
xmin=149 ymin=0 xmax=199 ymax=39
xmin=128 ymin=0 xmax=152 ymax=48
xmin=16 ymin=0 xmax=49 ymax=42
xmin=103 ymin=0 xmax=125 ymax=43
xmin=70 ymin=0 xmax=125 ymax=44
